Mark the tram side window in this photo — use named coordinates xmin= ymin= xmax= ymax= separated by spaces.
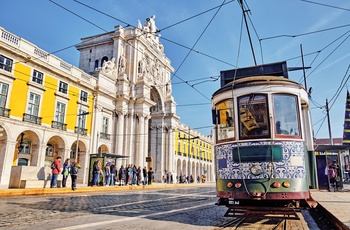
xmin=215 ymin=99 xmax=234 ymax=141
xmin=238 ymin=94 xmax=270 ymax=139
xmin=273 ymin=94 xmax=300 ymax=137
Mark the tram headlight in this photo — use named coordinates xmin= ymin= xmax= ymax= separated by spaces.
xmin=282 ymin=181 xmax=290 ymax=188
xmin=250 ymin=164 xmax=262 ymax=176
xmin=227 ymin=182 xmax=233 ymax=188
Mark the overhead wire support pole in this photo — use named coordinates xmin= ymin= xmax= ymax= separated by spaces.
xmin=326 ymin=99 xmax=333 ymax=145
xmin=238 ymin=0 xmax=257 ymax=65
xmin=300 ymin=44 xmax=308 ymax=93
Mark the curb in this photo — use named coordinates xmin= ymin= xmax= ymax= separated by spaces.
xmin=0 ymin=183 xmax=214 ymax=197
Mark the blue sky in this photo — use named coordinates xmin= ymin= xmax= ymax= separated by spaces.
xmin=2 ymin=0 xmax=350 ymax=139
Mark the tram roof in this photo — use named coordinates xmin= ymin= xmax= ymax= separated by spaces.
xmin=220 ymin=61 xmax=309 ymax=87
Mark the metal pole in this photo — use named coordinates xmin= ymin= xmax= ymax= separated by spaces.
xmin=300 ymin=44 xmax=308 ymax=92
xmin=239 ymin=0 xmax=257 ymax=65
xmin=326 ymin=99 xmax=333 ymax=145
xmin=75 ymin=112 xmax=81 ymax=160
xmin=188 ymin=127 xmax=190 ymax=182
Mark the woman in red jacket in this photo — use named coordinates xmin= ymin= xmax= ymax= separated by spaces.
xmin=50 ymin=156 xmax=61 ymax=188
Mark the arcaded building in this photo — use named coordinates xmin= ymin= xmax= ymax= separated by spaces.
xmin=0 ymin=16 xmax=214 ymax=188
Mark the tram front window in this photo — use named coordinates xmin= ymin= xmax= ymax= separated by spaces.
xmin=273 ymin=94 xmax=300 ymax=137
xmin=215 ymin=99 xmax=234 ymax=141
xmin=238 ymin=94 xmax=270 ymax=139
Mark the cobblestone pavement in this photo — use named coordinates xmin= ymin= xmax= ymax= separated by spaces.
xmin=0 ymin=186 xmax=229 ymax=230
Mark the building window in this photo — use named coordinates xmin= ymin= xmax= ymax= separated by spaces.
xmin=27 ymin=92 xmax=40 ymax=117
xmin=46 ymin=143 xmax=54 ymax=156
xmin=32 ymin=70 xmax=43 ymax=84
xmin=80 ymin=90 xmax=88 ymax=102
xmin=55 ymin=102 xmax=66 ymax=123
xmin=78 ymin=109 xmax=87 ymax=128
xmin=102 ymin=117 xmax=108 ymax=134
xmin=94 ymin=60 xmax=99 ymax=69
xmin=0 ymin=55 xmax=13 ymax=72
xmin=17 ymin=158 xmax=28 ymax=166
xmin=58 ymin=81 xmax=68 ymax=94
xmin=19 ymin=139 xmax=31 ymax=154
xmin=0 ymin=82 xmax=8 ymax=108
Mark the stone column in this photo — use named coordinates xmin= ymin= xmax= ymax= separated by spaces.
xmin=126 ymin=112 xmax=134 ymax=163
xmin=144 ymin=115 xmax=150 ymax=168
xmin=136 ymin=113 xmax=144 ymax=167
xmin=167 ymin=126 xmax=175 ymax=174
xmin=116 ymin=111 xmax=126 ymax=164
xmin=0 ymin=140 xmax=16 ymax=187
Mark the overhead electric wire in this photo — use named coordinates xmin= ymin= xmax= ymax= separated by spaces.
xmin=50 ymin=0 xmax=109 ymax=32
xmin=170 ymin=0 xmax=228 ymax=81
xmin=329 ymin=64 xmax=350 ymax=109
xmin=301 ymin=0 xmax=350 ymax=12
xmin=305 ymin=31 xmax=350 ymax=78
xmin=260 ymin=23 xmax=350 ymax=41
xmin=159 ymin=0 xmax=235 ymax=31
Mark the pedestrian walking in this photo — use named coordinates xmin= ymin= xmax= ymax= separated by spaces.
xmin=70 ymin=159 xmax=81 ymax=191
xmin=61 ymin=158 xmax=70 ymax=188
xmin=50 ymin=156 xmax=61 ymax=188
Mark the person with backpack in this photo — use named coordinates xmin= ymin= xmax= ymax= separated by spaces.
xmin=50 ymin=156 xmax=61 ymax=188
xmin=70 ymin=159 xmax=81 ymax=191
xmin=61 ymin=158 xmax=70 ymax=188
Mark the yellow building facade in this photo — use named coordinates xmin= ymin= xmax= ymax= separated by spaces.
xmin=0 ymin=27 xmax=96 ymax=188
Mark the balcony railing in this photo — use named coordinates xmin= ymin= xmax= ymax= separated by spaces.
xmin=51 ymin=121 xmax=67 ymax=131
xmin=74 ymin=126 xmax=87 ymax=136
xmin=23 ymin=113 xmax=42 ymax=125
xmin=99 ymin=132 xmax=110 ymax=140
xmin=0 ymin=107 xmax=10 ymax=117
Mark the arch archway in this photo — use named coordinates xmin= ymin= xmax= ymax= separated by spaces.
xmin=98 ymin=144 xmax=109 ymax=154
xmin=45 ymin=136 xmax=65 ymax=166
xmin=150 ymin=86 xmax=163 ymax=113
xmin=15 ymin=131 xmax=40 ymax=166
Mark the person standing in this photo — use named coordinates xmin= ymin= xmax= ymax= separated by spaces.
xmin=61 ymin=158 xmax=70 ymax=188
xmin=142 ymin=166 xmax=147 ymax=185
xmin=92 ymin=160 xmax=101 ymax=186
xmin=70 ymin=159 xmax=81 ymax=191
xmin=110 ymin=162 xmax=117 ymax=186
xmin=50 ymin=156 xmax=61 ymax=188
xmin=105 ymin=162 xmax=111 ymax=186
xmin=148 ymin=167 xmax=154 ymax=185
xmin=128 ymin=164 xmax=134 ymax=185
xmin=118 ymin=165 xmax=126 ymax=186
xmin=136 ymin=166 xmax=141 ymax=186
